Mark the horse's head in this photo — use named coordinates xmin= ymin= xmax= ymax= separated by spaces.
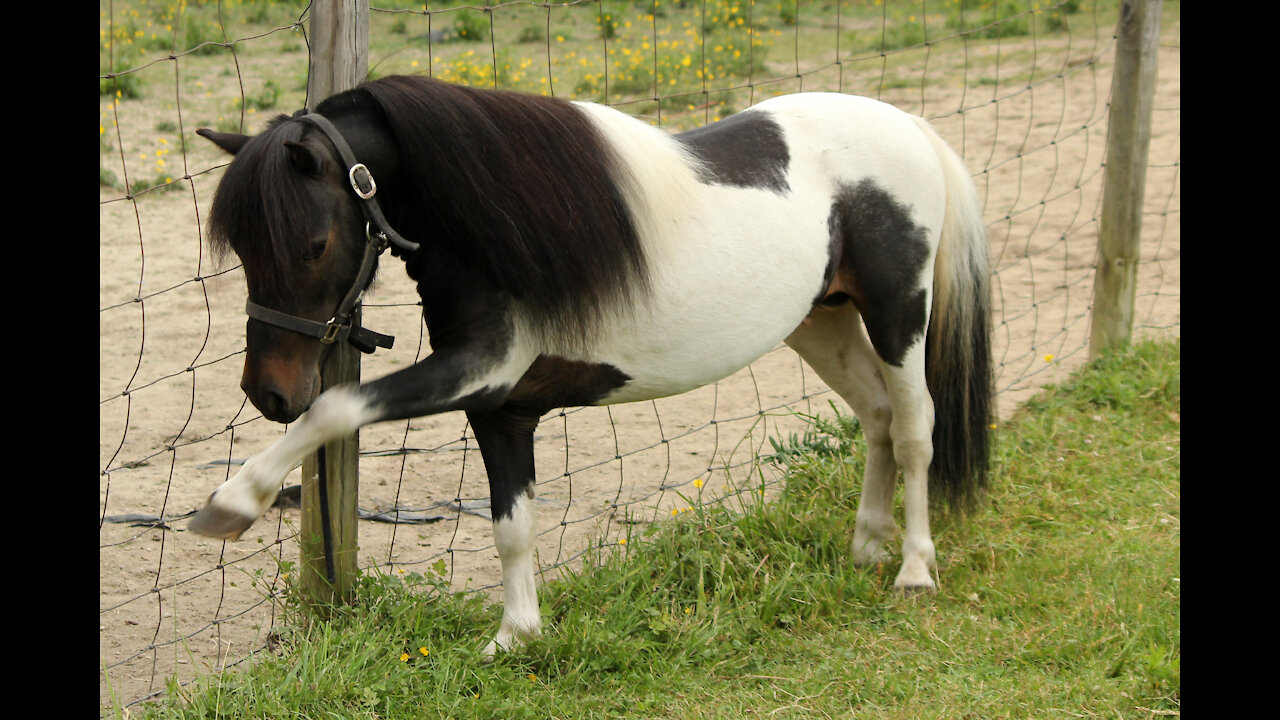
xmin=198 ymin=113 xmax=397 ymax=424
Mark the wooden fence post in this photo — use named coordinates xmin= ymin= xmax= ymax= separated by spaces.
xmin=300 ymin=0 xmax=368 ymax=608
xmin=1089 ymin=0 xmax=1162 ymax=358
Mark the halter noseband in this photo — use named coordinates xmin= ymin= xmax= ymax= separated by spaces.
xmin=243 ymin=110 xmax=421 ymax=354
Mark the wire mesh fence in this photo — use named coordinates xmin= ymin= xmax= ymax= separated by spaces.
xmin=99 ymin=0 xmax=1179 ymax=712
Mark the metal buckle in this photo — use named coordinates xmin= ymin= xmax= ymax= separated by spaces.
xmin=366 ymin=222 xmax=389 ymax=252
xmin=348 ymin=163 xmax=376 ymax=199
xmin=320 ymin=319 xmax=344 ymax=344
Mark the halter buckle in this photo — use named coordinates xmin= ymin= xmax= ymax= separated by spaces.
xmin=348 ymin=163 xmax=377 ymax=199
xmin=320 ymin=318 xmax=344 ymax=344
xmin=366 ymin=222 xmax=390 ymax=253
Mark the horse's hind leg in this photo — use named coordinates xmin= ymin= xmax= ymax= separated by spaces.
xmin=874 ymin=342 xmax=937 ymax=592
xmin=785 ymin=303 xmax=937 ymax=592
xmin=467 ymin=408 xmax=543 ymax=657
xmin=785 ymin=305 xmax=901 ymax=569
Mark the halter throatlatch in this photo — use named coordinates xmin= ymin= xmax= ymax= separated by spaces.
xmin=244 ymin=109 xmax=421 ymax=355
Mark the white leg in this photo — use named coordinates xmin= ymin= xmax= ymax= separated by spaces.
xmin=482 ymin=492 xmax=542 ymax=657
xmin=189 ymin=386 xmax=376 ymax=539
xmin=880 ymin=356 xmax=938 ymax=592
xmin=851 ymin=426 xmax=898 ymax=567
xmin=786 ymin=304 xmax=939 ymax=591
xmin=786 ymin=306 xmax=900 ymax=566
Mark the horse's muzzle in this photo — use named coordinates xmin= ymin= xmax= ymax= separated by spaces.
xmin=241 ymin=355 xmax=320 ymax=424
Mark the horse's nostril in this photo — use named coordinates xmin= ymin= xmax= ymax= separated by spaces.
xmin=245 ymin=381 xmax=297 ymax=424
xmin=265 ymin=391 xmax=297 ymax=423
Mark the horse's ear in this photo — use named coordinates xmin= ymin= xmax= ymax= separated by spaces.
xmin=283 ymin=141 xmax=325 ymax=176
xmin=196 ymin=128 xmax=251 ymax=156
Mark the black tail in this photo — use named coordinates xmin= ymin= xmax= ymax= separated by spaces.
xmin=916 ymin=116 xmax=994 ymax=512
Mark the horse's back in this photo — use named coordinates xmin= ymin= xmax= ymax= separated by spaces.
xmin=562 ymin=93 xmax=953 ymax=406
xmin=749 ymin=92 xmax=949 ymax=210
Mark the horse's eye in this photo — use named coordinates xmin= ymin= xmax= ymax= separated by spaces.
xmin=303 ymin=237 xmax=328 ymax=262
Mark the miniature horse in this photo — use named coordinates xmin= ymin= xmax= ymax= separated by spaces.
xmin=189 ymin=75 xmax=992 ymax=657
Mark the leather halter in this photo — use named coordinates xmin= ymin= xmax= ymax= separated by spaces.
xmin=243 ymin=110 xmax=421 ymax=354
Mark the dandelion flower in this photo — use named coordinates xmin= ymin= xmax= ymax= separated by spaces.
xmin=419 ymin=647 xmax=429 ymax=656
xmin=693 ymin=478 xmax=703 ymax=489
xmin=399 ymin=652 xmax=409 ymax=662
xmin=1044 ymin=354 xmax=1055 ymax=363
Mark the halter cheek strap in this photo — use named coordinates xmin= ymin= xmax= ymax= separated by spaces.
xmin=244 ymin=224 xmax=395 ymax=353
xmin=292 ymin=111 xmax=420 ymax=255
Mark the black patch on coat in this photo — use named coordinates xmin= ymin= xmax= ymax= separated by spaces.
xmin=676 ymin=111 xmax=790 ymax=193
xmin=466 ymin=409 xmax=539 ymax=522
xmin=457 ymin=356 xmax=631 ymax=522
xmin=826 ymin=179 xmax=932 ymax=367
xmin=503 ymin=356 xmax=632 ymax=417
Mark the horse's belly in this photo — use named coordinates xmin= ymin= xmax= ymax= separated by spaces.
xmin=590 ymin=193 xmax=831 ymax=405
xmin=594 ymin=322 xmax=793 ymax=405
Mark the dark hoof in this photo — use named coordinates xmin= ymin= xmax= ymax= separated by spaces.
xmin=187 ymin=504 xmax=255 ymax=540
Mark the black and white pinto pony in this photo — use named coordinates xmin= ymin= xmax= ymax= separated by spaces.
xmin=190 ymin=75 xmax=992 ymax=657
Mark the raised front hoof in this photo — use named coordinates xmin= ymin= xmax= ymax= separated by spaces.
xmin=187 ymin=503 xmax=256 ymax=540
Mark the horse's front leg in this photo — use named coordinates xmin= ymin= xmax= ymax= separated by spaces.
xmin=189 ymin=343 xmax=533 ymax=540
xmin=467 ymin=409 xmax=543 ymax=657
xmin=188 ymin=384 xmax=378 ymax=539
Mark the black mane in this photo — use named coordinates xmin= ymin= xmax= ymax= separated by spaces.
xmin=205 ymin=114 xmax=318 ymax=293
xmin=357 ymin=76 xmax=647 ymax=342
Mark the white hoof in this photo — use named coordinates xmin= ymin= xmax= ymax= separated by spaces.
xmin=851 ymin=535 xmax=895 ymax=567
xmin=851 ymin=519 xmax=898 ymax=567
xmin=481 ymin=620 xmax=540 ymax=661
xmin=187 ymin=459 xmax=279 ymax=540
xmin=893 ymin=542 xmax=938 ymax=594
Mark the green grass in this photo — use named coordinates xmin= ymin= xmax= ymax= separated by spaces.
xmin=116 ymin=339 xmax=1179 ymax=719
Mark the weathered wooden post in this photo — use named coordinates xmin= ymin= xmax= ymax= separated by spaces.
xmin=1089 ymin=0 xmax=1162 ymax=358
xmin=299 ymin=0 xmax=368 ymax=608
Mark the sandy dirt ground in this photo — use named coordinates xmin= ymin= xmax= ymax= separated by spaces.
xmin=99 ymin=11 xmax=1179 ymax=713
